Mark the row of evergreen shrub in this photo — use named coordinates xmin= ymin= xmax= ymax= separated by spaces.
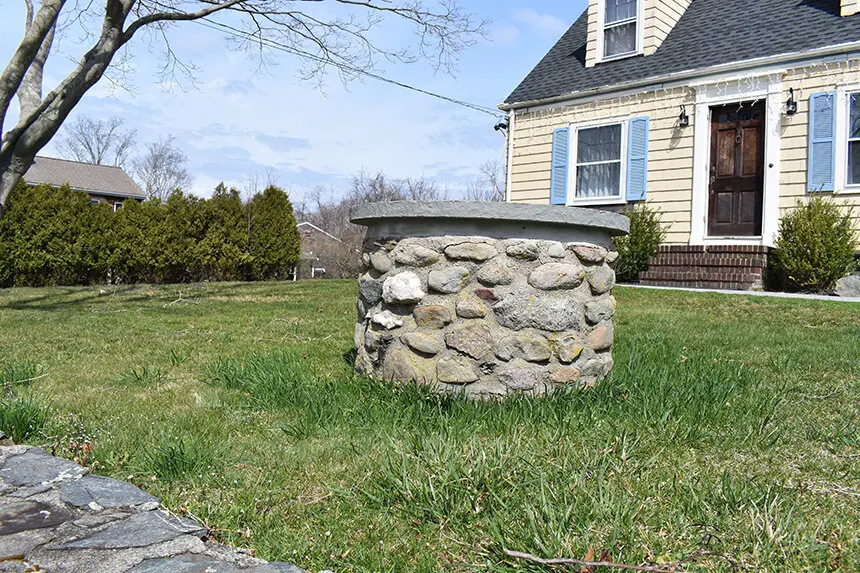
xmin=0 ymin=183 xmax=301 ymax=287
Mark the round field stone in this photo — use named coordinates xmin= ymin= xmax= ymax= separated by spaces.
xmin=370 ymin=252 xmax=392 ymax=274
xmin=445 ymin=323 xmax=494 ymax=359
xmin=444 ymin=241 xmax=498 ymax=262
xmin=550 ymin=366 xmax=582 ymax=384
xmin=401 ymin=332 xmax=444 ymax=356
xmin=586 ymin=265 xmax=616 ymax=295
xmin=358 ymin=274 xmax=384 ymax=305
xmin=496 ymin=333 xmax=551 ymax=363
xmin=456 ymin=294 xmax=488 ymax=319
xmin=552 ymin=334 xmax=585 ymax=364
xmin=506 ymin=240 xmax=540 ymax=260
xmin=437 ymin=356 xmax=479 ymax=384
xmin=382 ymin=272 xmax=425 ymax=304
xmin=528 ymin=263 xmax=586 ymax=290
xmin=428 ymin=267 xmax=470 ymax=294
xmin=493 ymin=294 xmax=584 ymax=332
xmin=413 ymin=305 xmax=452 ymax=329
xmin=498 ymin=363 xmax=541 ymax=391
xmin=587 ymin=323 xmax=614 ymax=351
xmin=569 ymin=243 xmax=608 ymax=264
xmin=585 ymin=297 xmax=616 ymax=325
xmin=394 ymin=243 xmax=440 ymax=267
xmin=371 ymin=310 xmax=404 ymax=330
xmin=383 ymin=347 xmax=436 ymax=384
xmin=476 ymin=263 xmax=515 ymax=286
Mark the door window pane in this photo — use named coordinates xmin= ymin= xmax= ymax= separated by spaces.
xmin=605 ymin=0 xmax=637 ymax=24
xmin=604 ymin=22 xmax=637 ymax=57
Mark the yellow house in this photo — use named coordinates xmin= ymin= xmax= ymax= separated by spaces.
xmin=500 ymin=0 xmax=860 ymax=290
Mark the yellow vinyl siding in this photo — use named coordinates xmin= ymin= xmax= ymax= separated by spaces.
xmin=585 ymin=1 xmax=599 ymax=68
xmin=842 ymin=0 xmax=859 ymax=17
xmin=779 ymin=63 xmax=860 ymax=239
xmin=510 ymin=87 xmax=696 ymax=244
xmin=509 ymin=59 xmax=860 ymax=246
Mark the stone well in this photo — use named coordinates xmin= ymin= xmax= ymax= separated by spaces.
xmin=350 ymin=201 xmax=630 ymax=398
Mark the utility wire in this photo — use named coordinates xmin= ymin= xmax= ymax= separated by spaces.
xmin=191 ymin=17 xmax=505 ymax=119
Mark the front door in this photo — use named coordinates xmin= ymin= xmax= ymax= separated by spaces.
xmin=708 ymin=102 xmax=765 ymax=236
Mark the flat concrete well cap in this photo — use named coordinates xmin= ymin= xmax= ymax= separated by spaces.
xmin=350 ymin=201 xmax=629 ymax=245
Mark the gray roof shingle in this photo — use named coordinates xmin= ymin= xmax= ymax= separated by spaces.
xmin=504 ymin=0 xmax=860 ymax=107
xmin=24 ymin=156 xmax=145 ymax=199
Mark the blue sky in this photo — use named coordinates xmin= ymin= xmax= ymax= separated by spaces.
xmin=0 ymin=0 xmax=587 ymax=201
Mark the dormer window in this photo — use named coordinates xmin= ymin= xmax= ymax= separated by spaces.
xmin=603 ymin=0 xmax=639 ymax=59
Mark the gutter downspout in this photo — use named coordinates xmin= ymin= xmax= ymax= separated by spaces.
xmin=504 ymin=109 xmax=515 ymax=203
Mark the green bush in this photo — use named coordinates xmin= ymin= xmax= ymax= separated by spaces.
xmin=247 ymin=185 xmax=301 ymax=280
xmin=612 ymin=204 xmax=667 ymax=283
xmin=0 ymin=394 xmax=49 ymax=443
xmin=0 ymin=182 xmax=300 ymax=286
xmin=773 ymin=198 xmax=857 ymax=293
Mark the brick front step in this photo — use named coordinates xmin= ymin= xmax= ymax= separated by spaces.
xmin=639 ymin=245 xmax=770 ymax=291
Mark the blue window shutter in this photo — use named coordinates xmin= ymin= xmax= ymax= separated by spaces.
xmin=550 ymin=127 xmax=570 ymax=205
xmin=808 ymin=91 xmax=836 ymax=192
xmin=626 ymin=116 xmax=650 ymax=201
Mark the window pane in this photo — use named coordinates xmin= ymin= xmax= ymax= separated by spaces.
xmin=850 ymin=94 xmax=860 ymax=139
xmin=604 ymin=22 xmax=637 ymax=57
xmin=576 ymin=163 xmax=621 ymax=198
xmin=577 ymin=125 xmax=622 ymax=163
xmin=605 ymin=0 xmax=637 ymax=24
xmin=849 ymin=141 xmax=860 ymax=185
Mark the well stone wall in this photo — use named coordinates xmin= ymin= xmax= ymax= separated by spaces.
xmin=354 ymin=235 xmax=619 ymax=398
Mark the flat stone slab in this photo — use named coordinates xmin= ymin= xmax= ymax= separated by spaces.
xmin=0 ymin=447 xmax=87 ymax=487
xmin=351 ymin=201 xmax=629 ymax=246
xmin=60 ymin=475 xmax=159 ymax=509
xmin=0 ymin=500 xmax=72 ymax=535
xmin=51 ymin=510 xmax=206 ymax=550
xmin=130 ymin=554 xmax=306 ymax=573
xmin=0 ymin=446 xmax=306 ymax=572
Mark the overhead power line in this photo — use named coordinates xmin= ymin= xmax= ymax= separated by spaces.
xmin=192 ymin=17 xmax=505 ymax=119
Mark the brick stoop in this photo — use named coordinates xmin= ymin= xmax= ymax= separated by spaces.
xmin=639 ymin=245 xmax=770 ymax=291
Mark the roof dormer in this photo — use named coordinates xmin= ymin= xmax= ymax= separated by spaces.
xmin=843 ymin=0 xmax=860 ymax=17
xmin=586 ymin=0 xmax=693 ymax=68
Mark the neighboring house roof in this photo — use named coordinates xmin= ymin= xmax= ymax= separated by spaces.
xmin=297 ymin=222 xmax=343 ymax=243
xmin=504 ymin=0 xmax=860 ymax=107
xmin=23 ymin=156 xmax=145 ymax=199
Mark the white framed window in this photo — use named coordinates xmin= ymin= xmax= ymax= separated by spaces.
xmin=599 ymin=0 xmax=641 ymax=61
xmin=90 ymin=199 xmax=100 ymax=205
xmin=848 ymin=92 xmax=860 ymax=186
xmin=570 ymin=121 xmax=627 ymax=205
xmin=113 ymin=202 xmax=123 ymax=212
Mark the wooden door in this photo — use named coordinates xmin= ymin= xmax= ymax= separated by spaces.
xmin=708 ymin=102 xmax=765 ymax=236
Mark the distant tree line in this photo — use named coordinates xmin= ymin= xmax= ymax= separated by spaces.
xmin=0 ymin=183 xmax=299 ymax=287
xmin=295 ymin=164 xmax=503 ymax=278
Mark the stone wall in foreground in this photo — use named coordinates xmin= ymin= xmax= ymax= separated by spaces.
xmin=354 ymin=235 xmax=619 ymax=398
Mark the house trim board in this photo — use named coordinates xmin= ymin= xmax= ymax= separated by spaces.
xmin=564 ymin=115 xmax=630 ymax=207
xmin=594 ymin=0 xmax=646 ymax=65
xmin=500 ymin=40 xmax=860 ymax=112
xmin=690 ymin=75 xmax=783 ymax=247
xmin=834 ymin=83 xmax=860 ymax=194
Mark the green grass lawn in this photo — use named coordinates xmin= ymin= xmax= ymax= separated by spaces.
xmin=1 ymin=281 xmax=859 ymax=572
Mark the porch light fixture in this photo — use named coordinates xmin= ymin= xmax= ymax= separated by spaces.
xmin=786 ymin=88 xmax=798 ymax=116
xmin=678 ymin=105 xmax=690 ymax=127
